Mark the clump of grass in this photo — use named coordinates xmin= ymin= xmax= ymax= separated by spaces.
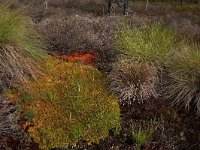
xmin=167 ymin=45 xmax=200 ymax=115
xmin=115 ymin=24 xmax=180 ymax=65
xmin=115 ymin=20 xmax=200 ymax=115
xmin=0 ymin=45 xmax=43 ymax=91
xmin=109 ymin=59 xmax=158 ymax=104
xmin=132 ymin=120 xmax=157 ymax=150
xmin=0 ymin=3 xmax=46 ymax=90
xmin=0 ymin=3 xmax=45 ymax=59
xmin=7 ymin=59 xmax=120 ymax=149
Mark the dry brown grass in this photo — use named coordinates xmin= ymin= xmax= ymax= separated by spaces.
xmin=0 ymin=45 xmax=42 ymax=91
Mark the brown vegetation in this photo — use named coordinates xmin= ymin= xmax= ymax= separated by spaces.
xmin=0 ymin=94 xmax=30 ymax=150
xmin=109 ymin=59 xmax=158 ymax=104
xmin=0 ymin=45 xmax=42 ymax=91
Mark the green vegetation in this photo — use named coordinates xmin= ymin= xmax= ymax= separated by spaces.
xmin=7 ymin=59 xmax=121 ymax=150
xmin=167 ymin=45 xmax=200 ymax=115
xmin=0 ymin=3 xmax=47 ymax=90
xmin=0 ymin=3 xmax=45 ymax=60
xmin=116 ymin=24 xmax=180 ymax=65
xmin=132 ymin=120 xmax=157 ymax=150
xmin=1 ymin=1 xmax=200 ymax=149
xmin=116 ymin=23 xmax=200 ymax=115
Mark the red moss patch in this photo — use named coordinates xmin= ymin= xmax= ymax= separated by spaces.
xmin=53 ymin=52 xmax=96 ymax=66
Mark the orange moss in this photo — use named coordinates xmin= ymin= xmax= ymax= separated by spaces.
xmin=56 ymin=52 xmax=96 ymax=66
xmin=7 ymin=58 xmax=120 ymax=150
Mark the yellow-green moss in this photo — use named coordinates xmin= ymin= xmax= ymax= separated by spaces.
xmin=7 ymin=59 xmax=120 ymax=150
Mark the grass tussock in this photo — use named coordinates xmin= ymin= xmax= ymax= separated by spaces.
xmin=115 ymin=23 xmax=200 ymax=115
xmin=109 ymin=59 xmax=158 ymax=104
xmin=0 ymin=4 xmax=45 ymax=59
xmin=115 ymin=25 xmax=179 ymax=65
xmin=167 ymin=45 xmax=200 ymax=115
xmin=7 ymin=59 xmax=120 ymax=149
xmin=0 ymin=45 xmax=42 ymax=91
xmin=0 ymin=4 xmax=46 ymax=90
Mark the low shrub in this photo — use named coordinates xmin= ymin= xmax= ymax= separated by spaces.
xmin=130 ymin=2 xmax=200 ymax=45
xmin=7 ymin=59 xmax=120 ymax=149
xmin=109 ymin=59 xmax=158 ymax=104
xmin=115 ymin=24 xmax=180 ymax=65
xmin=167 ymin=45 xmax=200 ymax=115
xmin=115 ymin=21 xmax=200 ymax=115
xmin=0 ymin=94 xmax=30 ymax=150
xmin=50 ymin=0 xmax=107 ymax=15
xmin=38 ymin=14 xmax=120 ymax=52
xmin=38 ymin=14 xmax=122 ymax=71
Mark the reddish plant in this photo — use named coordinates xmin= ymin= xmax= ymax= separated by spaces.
xmin=56 ymin=52 xmax=96 ymax=66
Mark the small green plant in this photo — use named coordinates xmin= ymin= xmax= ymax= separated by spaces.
xmin=132 ymin=120 xmax=157 ymax=150
xmin=115 ymin=24 xmax=180 ymax=65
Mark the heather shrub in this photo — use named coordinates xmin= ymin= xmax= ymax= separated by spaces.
xmin=38 ymin=14 xmax=120 ymax=52
xmin=109 ymin=59 xmax=158 ymax=104
xmin=0 ymin=94 xmax=30 ymax=150
xmin=38 ymin=14 xmax=122 ymax=70
xmin=115 ymin=25 xmax=179 ymax=65
xmin=167 ymin=45 xmax=200 ymax=115
xmin=130 ymin=2 xmax=200 ymax=43
xmin=0 ymin=4 xmax=46 ymax=90
xmin=7 ymin=59 xmax=120 ymax=149
xmin=48 ymin=0 xmax=106 ymax=16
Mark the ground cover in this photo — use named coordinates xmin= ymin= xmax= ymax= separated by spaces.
xmin=0 ymin=1 xmax=200 ymax=150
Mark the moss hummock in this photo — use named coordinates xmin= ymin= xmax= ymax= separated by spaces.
xmin=7 ymin=59 xmax=120 ymax=150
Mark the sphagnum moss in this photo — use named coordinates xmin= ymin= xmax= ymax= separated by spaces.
xmin=7 ymin=59 xmax=121 ymax=150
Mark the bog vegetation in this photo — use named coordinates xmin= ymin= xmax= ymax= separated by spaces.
xmin=0 ymin=0 xmax=200 ymax=150
xmin=7 ymin=59 xmax=120 ymax=149
xmin=115 ymin=24 xmax=200 ymax=114
xmin=0 ymin=3 xmax=46 ymax=91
